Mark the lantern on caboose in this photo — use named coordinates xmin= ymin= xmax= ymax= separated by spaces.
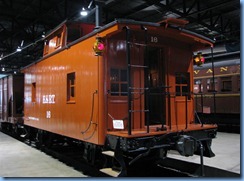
xmin=93 ymin=36 xmax=105 ymax=56
xmin=193 ymin=52 xmax=205 ymax=66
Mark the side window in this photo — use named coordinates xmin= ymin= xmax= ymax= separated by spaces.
xmin=110 ymin=68 xmax=127 ymax=96
xmin=32 ymin=82 xmax=36 ymax=103
xmin=175 ymin=72 xmax=190 ymax=99
xmin=221 ymin=76 xmax=232 ymax=92
xmin=207 ymin=78 xmax=218 ymax=92
xmin=67 ymin=28 xmax=81 ymax=43
xmin=194 ymin=79 xmax=203 ymax=93
xmin=67 ymin=72 xmax=75 ymax=102
xmin=237 ymin=75 xmax=240 ymax=92
xmin=44 ymin=40 xmax=49 ymax=55
xmin=56 ymin=33 xmax=62 ymax=48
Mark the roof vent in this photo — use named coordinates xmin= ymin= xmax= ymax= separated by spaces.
xmin=159 ymin=18 xmax=189 ymax=28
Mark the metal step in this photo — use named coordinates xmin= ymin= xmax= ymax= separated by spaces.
xmin=20 ymin=133 xmax=27 ymax=138
xmin=102 ymin=150 xmax=115 ymax=157
xmin=100 ymin=168 xmax=120 ymax=177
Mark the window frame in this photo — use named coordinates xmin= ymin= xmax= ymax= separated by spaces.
xmin=221 ymin=76 xmax=232 ymax=92
xmin=55 ymin=33 xmax=62 ymax=48
xmin=43 ymin=40 xmax=49 ymax=55
xmin=67 ymin=72 xmax=76 ymax=103
xmin=175 ymin=72 xmax=190 ymax=99
xmin=31 ymin=82 xmax=36 ymax=103
xmin=194 ymin=79 xmax=203 ymax=93
xmin=207 ymin=78 xmax=218 ymax=92
xmin=110 ymin=68 xmax=128 ymax=96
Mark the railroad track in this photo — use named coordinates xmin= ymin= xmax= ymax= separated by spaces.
xmin=23 ymin=139 xmax=241 ymax=177
xmin=157 ymin=158 xmax=240 ymax=177
xmin=1 ymin=129 xmax=240 ymax=177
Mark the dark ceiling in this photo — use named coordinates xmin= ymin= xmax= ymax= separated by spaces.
xmin=0 ymin=0 xmax=240 ymax=74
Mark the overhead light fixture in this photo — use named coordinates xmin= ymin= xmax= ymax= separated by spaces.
xmin=80 ymin=7 xmax=88 ymax=16
xmin=42 ymin=32 xmax=46 ymax=38
xmin=16 ymin=40 xmax=24 ymax=52
xmin=16 ymin=46 xmax=22 ymax=52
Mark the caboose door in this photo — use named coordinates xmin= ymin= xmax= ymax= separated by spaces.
xmin=146 ymin=46 xmax=166 ymax=126
xmin=106 ymin=37 xmax=146 ymax=131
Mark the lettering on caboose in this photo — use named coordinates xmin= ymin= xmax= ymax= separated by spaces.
xmin=42 ymin=94 xmax=55 ymax=104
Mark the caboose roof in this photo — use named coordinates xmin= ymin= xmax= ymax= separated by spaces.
xmin=22 ymin=19 xmax=214 ymax=70
xmin=69 ymin=18 xmax=214 ymax=47
xmin=42 ymin=18 xmax=214 ymax=49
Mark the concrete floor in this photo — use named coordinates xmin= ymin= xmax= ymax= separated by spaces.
xmin=0 ymin=131 xmax=241 ymax=177
xmin=168 ymin=132 xmax=241 ymax=174
xmin=0 ymin=131 xmax=88 ymax=177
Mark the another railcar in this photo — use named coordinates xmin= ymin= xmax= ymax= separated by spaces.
xmin=21 ymin=19 xmax=217 ymax=176
xmin=0 ymin=74 xmax=24 ymax=131
xmin=193 ymin=54 xmax=240 ymax=131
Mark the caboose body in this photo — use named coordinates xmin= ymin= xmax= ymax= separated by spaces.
xmin=22 ymin=19 xmax=217 ymax=176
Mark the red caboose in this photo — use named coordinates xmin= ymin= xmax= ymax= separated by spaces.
xmin=22 ymin=19 xmax=217 ymax=176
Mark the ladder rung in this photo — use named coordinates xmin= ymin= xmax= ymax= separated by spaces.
xmin=110 ymin=92 xmax=128 ymax=94
xmin=129 ymin=64 xmax=148 ymax=68
xmin=131 ymin=91 xmax=145 ymax=94
xmin=128 ymin=42 xmax=146 ymax=47
xmin=133 ymin=42 xmax=147 ymax=47
xmin=129 ymin=110 xmax=149 ymax=113
xmin=129 ymin=87 xmax=149 ymax=90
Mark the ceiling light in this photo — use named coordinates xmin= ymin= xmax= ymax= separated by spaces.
xmin=42 ymin=32 xmax=46 ymax=38
xmin=16 ymin=40 xmax=24 ymax=52
xmin=16 ymin=46 xmax=22 ymax=52
xmin=80 ymin=7 xmax=88 ymax=16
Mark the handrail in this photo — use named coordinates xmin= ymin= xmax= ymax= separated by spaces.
xmin=167 ymin=91 xmax=172 ymax=130
xmin=124 ymin=26 xmax=132 ymax=135
xmin=193 ymin=92 xmax=218 ymax=114
xmin=141 ymin=24 xmax=149 ymax=134
xmin=185 ymin=95 xmax=188 ymax=129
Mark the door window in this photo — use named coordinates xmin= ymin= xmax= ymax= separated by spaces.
xmin=175 ymin=72 xmax=190 ymax=99
xmin=110 ymin=68 xmax=128 ymax=96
